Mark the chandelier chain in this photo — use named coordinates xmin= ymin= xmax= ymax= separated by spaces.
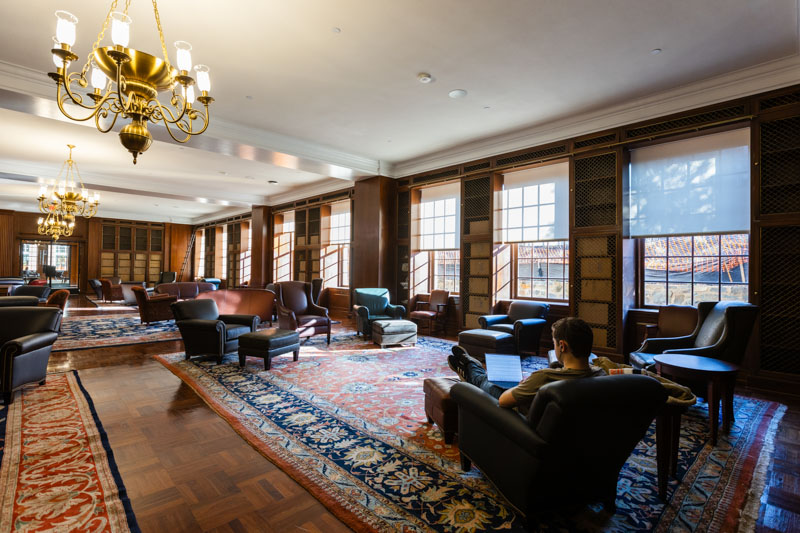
xmin=81 ymin=0 xmax=122 ymax=78
xmin=151 ymin=0 xmax=172 ymax=74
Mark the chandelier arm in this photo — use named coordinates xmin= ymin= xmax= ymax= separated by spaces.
xmin=158 ymin=116 xmax=194 ymax=144
xmin=59 ymin=71 xmax=109 ymax=112
xmin=149 ymin=97 xmax=188 ymax=126
xmin=190 ymin=105 xmax=211 ymax=136
xmin=95 ymin=102 xmax=121 ymax=133
xmin=56 ymin=86 xmax=103 ymax=122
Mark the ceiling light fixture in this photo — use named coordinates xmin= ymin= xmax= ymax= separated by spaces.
xmin=449 ymin=89 xmax=468 ymax=99
xmin=49 ymin=1 xmax=214 ymax=164
xmin=417 ymin=72 xmax=433 ymax=84
xmin=650 ymin=48 xmax=662 ymax=55
xmin=268 ymin=180 xmax=278 ymax=184
xmin=36 ymin=144 xmax=100 ymax=241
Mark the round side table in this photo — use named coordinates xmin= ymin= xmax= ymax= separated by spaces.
xmin=653 ymin=353 xmax=739 ymax=446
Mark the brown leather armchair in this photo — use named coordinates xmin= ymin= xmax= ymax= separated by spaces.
xmin=276 ymin=281 xmax=331 ymax=343
xmin=409 ymin=290 xmax=449 ymax=335
xmin=42 ymin=289 xmax=70 ymax=312
xmin=99 ymin=278 xmax=124 ymax=302
xmin=630 ymin=301 xmax=758 ymax=370
xmin=132 ymin=286 xmax=177 ymax=325
xmin=644 ymin=305 xmax=698 ymax=340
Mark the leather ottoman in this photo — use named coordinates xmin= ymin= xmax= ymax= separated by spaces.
xmin=372 ymin=319 xmax=417 ymax=348
xmin=457 ymin=329 xmax=515 ymax=362
xmin=423 ymin=377 xmax=459 ymax=444
xmin=238 ymin=328 xmax=301 ymax=370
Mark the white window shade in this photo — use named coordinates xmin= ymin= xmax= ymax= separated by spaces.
xmin=628 ymin=128 xmax=750 ymax=238
xmin=276 ymin=211 xmax=294 ymax=234
xmin=415 ymin=182 xmax=460 ymax=250
xmin=496 ymin=162 xmax=569 ymax=242
xmin=324 ymin=201 xmax=351 ymax=245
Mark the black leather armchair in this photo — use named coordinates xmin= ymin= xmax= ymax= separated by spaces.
xmin=451 ymin=374 xmax=666 ymax=516
xmin=1 ymin=307 xmax=62 ymax=404
xmin=630 ymin=301 xmax=759 ymax=370
xmin=171 ymin=299 xmax=258 ymax=363
xmin=479 ymin=300 xmax=550 ymax=356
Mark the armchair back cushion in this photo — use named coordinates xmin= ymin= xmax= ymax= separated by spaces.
xmin=13 ymin=285 xmax=51 ymax=301
xmin=507 ymin=301 xmax=549 ymax=323
xmin=429 ymin=290 xmax=449 ymax=309
xmin=0 ymin=296 xmax=40 ymax=307
xmin=278 ymin=281 xmax=312 ymax=314
xmin=353 ymin=288 xmax=391 ymax=316
xmin=691 ymin=301 xmax=758 ymax=363
xmin=656 ymin=305 xmax=698 ymax=339
xmin=172 ymin=298 xmax=219 ymax=321
xmin=0 ymin=307 xmax=62 ymax=341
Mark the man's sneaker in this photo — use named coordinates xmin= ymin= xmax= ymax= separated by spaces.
xmin=448 ymin=345 xmax=470 ymax=381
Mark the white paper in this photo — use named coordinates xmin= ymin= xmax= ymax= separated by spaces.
xmin=485 ymin=353 xmax=523 ymax=384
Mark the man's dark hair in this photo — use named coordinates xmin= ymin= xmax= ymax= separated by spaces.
xmin=551 ymin=317 xmax=593 ymax=359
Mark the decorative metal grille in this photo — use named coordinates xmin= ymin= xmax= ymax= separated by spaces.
xmin=574 ymin=133 xmax=617 ymax=149
xmin=397 ymin=244 xmax=409 ymax=307
xmin=574 ymin=153 xmax=617 ymax=228
xmin=464 ymin=160 xmax=491 ymax=173
xmin=308 ymin=207 xmax=321 ymax=239
xmin=625 ymin=105 xmax=746 ymax=139
xmin=414 ymin=168 xmax=460 ymax=184
xmin=760 ymin=116 xmax=800 ymax=215
xmin=760 ymin=225 xmax=800 ymax=374
xmin=574 ymin=234 xmax=617 ymax=349
xmin=760 ymin=91 xmax=800 ymax=111
xmin=495 ymin=145 xmax=567 ymax=167
xmin=294 ymin=210 xmax=306 ymax=246
xmin=397 ymin=190 xmax=410 ymax=240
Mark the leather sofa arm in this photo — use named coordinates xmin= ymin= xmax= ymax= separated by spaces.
xmin=219 ymin=314 xmax=259 ymax=331
xmin=176 ymin=318 xmax=225 ymax=333
xmin=2 ymin=332 xmax=59 ymax=357
xmin=639 ymin=335 xmax=695 ymax=354
xmin=276 ymin=303 xmax=298 ymax=330
xmin=450 ymin=382 xmax=548 ymax=451
xmin=386 ymin=303 xmax=406 ymax=318
xmin=353 ymin=305 xmax=370 ymax=319
xmin=479 ymin=315 xmax=509 ymax=329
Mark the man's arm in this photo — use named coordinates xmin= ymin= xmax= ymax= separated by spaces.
xmin=498 ymin=388 xmax=518 ymax=408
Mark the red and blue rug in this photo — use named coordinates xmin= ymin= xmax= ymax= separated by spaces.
xmin=0 ymin=372 xmax=139 ymax=532
xmin=155 ymin=334 xmax=784 ymax=532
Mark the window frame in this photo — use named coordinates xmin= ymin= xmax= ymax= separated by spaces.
xmin=494 ymin=241 xmax=570 ymax=304
xmin=273 ymin=212 xmax=295 ymax=283
xmin=410 ymin=250 xmax=461 ymax=297
xmin=321 ymin=243 xmax=350 ymax=288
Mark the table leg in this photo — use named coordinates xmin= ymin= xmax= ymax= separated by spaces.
xmin=708 ymin=379 xmax=719 ymax=446
xmin=722 ymin=375 xmax=736 ymax=433
xmin=670 ymin=411 xmax=681 ymax=477
xmin=655 ymin=413 xmax=669 ymax=500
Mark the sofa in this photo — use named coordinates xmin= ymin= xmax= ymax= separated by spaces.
xmin=0 ymin=296 xmax=41 ymax=307
xmin=155 ymin=281 xmax=217 ymax=300
xmin=197 ymin=289 xmax=276 ymax=325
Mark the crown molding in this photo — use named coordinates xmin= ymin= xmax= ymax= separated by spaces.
xmin=393 ymin=53 xmax=800 ymax=177
xmin=264 ymin=179 xmax=354 ymax=207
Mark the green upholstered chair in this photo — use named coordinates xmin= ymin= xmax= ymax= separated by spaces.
xmin=352 ymin=288 xmax=406 ymax=339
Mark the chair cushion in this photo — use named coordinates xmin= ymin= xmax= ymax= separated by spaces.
xmin=488 ymin=323 xmax=514 ymax=334
xmin=458 ymin=329 xmax=514 ymax=348
xmin=354 ymin=289 xmax=390 ymax=316
xmin=372 ymin=319 xmax=416 ymax=335
xmin=239 ymin=328 xmax=300 ymax=350
xmin=694 ymin=304 xmax=727 ymax=347
xmin=226 ymin=325 xmax=251 ymax=340
xmin=507 ymin=300 xmax=548 ymax=322
xmin=296 ymin=314 xmax=330 ymax=327
xmin=410 ymin=310 xmax=436 ymax=319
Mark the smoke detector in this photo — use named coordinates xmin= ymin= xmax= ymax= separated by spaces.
xmin=417 ymin=72 xmax=434 ymax=84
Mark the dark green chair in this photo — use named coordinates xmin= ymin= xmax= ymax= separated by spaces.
xmin=352 ymin=288 xmax=405 ymax=339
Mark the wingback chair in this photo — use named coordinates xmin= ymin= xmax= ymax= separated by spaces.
xmin=630 ymin=301 xmax=759 ymax=370
xmin=451 ymin=374 xmax=666 ymax=516
xmin=99 ymin=278 xmax=124 ymax=302
xmin=132 ymin=286 xmax=177 ymax=325
xmin=276 ymin=281 xmax=331 ymax=343
xmin=352 ymin=288 xmax=406 ymax=339
xmin=1 ymin=307 xmax=63 ymax=404
xmin=479 ymin=300 xmax=550 ymax=357
xmin=644 ymin=305 xmax=698 ymax=340
xmin=409 ymin=290 xmax=449 ymax=335
xmin=171 ymin=299 xmax=258 ymax=363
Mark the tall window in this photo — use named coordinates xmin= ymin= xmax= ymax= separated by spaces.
xmin=629 ymin=128 xmax=750 ymax=306
xmin=273 ymin=211 xmax=294 ymax=282
xmin=322 ymin=201 xmax=350 ymax=288
xmin=494 ymin=162 xmax=570 ymax=302
xmin=240 ymin=223 xmax=252 ymax=285
xmin=411 ymin=182 xmax=460 ymax=296
xmin=21 ymin=243 xmax=38 ymax=272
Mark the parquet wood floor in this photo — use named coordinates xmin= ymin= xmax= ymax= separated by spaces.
xmin=39 ymin=296 xmax=800 ymax=532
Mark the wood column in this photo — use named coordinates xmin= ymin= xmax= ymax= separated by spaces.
xmin=0 ymin=211 xmax=15 ymax=277
xmin=251 ymin=205 xmax=272 ymax=288
xmin=352 ymin=176 xmax=397 ymax=290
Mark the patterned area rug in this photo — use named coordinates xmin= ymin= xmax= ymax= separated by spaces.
xmin=54 ymin=314 xmax=180 ymax=351
xmin=155 ymin=334 xmax=784 ymax=532
xmin=86 ymin=297 xmax=138 ymax=311
xmin=0 ymin=372 xmax=139 ymax=532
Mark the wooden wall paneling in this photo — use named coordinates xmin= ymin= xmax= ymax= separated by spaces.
xmin=251 ymin=206 xmax=272 ymax=288
xmin=0 ymin=211 xmax=15 ymax=276
xmin=167 ymin=223 xmax=193 ymax=279
xmin=351 ymin=176 xmax=395 ymax=291
xmin=86 ymin=219 xmax=101 ymax=290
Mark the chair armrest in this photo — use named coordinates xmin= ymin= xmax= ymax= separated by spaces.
xmin=514 ymin=318 xmax=547 ymax=330
xmin=451 ymin=382 xmax=547 ymax=451
xmin=644 ymin=324 xmax=658 ymax=338
xmin=176 ymin=318 xmax=224 ymax=332
xmin=276 ymin=303 xmax=298 ymax=330
xmin=415 ymin=301 xmax=430 ymax=311
xmin=639 ymin=335 xmax=695 ymax=354
xmin=663 ymin=345 xmax=721 ymax=357
xmin=219 ymin=314 xmax=260 ymax=330
xmin=2 ymin=332 xmax=59 ymax=356
xmin=307 ymin=302 xmax=330 ymax=317
xmin=149 ymin=294 xmax=177 ymax=303
xmin=479 ymin=315 xmax=509 ymax=329
xmin=386 ymin=303 xmax=406 ymax=318
xmin=353 ymin=305 xmax=370 ymax=319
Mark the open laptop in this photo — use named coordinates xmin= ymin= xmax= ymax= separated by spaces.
xmin=485 ymin=353 xmax=523 ymax=389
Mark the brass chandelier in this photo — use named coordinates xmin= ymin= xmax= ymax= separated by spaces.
xmin=37 ymin=144 xmax=99 ymax=241
xmin=49 ymin=0 xmax=214 ymax=164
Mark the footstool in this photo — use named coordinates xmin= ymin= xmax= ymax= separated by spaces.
xmin=457 ymin=329 xmax=515 ymax=362
xmin=238 ymin=328 xmax=301 ymax=370
xmin=372 ymin=319 xmax=417 ymax=348
xmin=423 ymin=377 xmax=459 ymax=444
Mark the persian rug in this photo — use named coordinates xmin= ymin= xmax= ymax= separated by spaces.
xmin=86 ymin=297 xmax=138 ymax=311
xmin=0 ymin=372 xmax=139 ymax=532
xmin=155 ymin=334 xmax=784 ymax=532
xmin=54 ymin=314 xmax=181 ymax=351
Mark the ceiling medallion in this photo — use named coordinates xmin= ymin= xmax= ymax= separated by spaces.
xmin=48 ymin=1 xmax=214 ymax=164
xmin=37 ymin=144 xmax=100 ymax=241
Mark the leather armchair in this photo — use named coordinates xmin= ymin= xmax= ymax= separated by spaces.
xmin=644 ymin=304 xmax=698 ymax=340
xmin=132 ymin=286 xmax=177 ymax=325
xmin=630 ymin=301 xmax=759 ymax=370
xmin=1 ymin=307 xmax=62 ymax=404
xmin=88 ymin=279 xmax=104 ymax=299
xmin=409 ymin=290 xmax=449 ymax=335
xmin=99 ymin=278 xmax=124 ymax=302
xmin=12 ymin=284 xmax=51 ymax=303
xmin=42 ymin=289 xmax=70 ymax=312
xmin=276 ymin=281 xmax=331 ymax=343
xmin=479 ymin=300 xmax=550 ymax=356
xmin=451 ymin=374 xmax=666 ymax=516
xmin=352 ymin=288 xmax=406 ymax=338
xmin=171 ymin=299 xmax=258 ymax=363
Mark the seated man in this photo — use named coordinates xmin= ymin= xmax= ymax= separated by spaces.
xmin=448 ymin=317 xmax=604 ymax=413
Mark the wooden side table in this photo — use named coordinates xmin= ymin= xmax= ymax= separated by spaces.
xmin=654 ymin=353 xmax=739 ymax=446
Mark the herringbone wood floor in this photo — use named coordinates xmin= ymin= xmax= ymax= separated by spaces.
xmin=41 ymin=296 xmax=800 ymax=532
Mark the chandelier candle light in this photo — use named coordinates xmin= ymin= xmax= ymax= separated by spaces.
xmin=37 ymin=145 xmax=100 ymax=241
xmin=49 ymin=1 xmax=214 ymax=164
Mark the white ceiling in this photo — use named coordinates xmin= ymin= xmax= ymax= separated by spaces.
xmin=0 ymin=0 xmax=798 ymax=223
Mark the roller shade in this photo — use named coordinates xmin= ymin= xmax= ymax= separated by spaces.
xmin=496 ymin=162 xmax=569 ymax=242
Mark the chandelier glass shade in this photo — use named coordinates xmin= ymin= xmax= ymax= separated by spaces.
xmin=49 ymin=0 xmax=214 ymax=164
xmin=37 ymin=145 xmax=99 ymax=241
